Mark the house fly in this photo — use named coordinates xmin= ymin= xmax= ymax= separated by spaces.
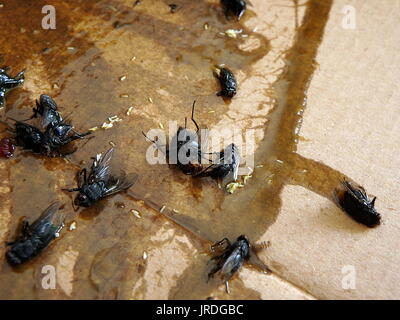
xmin=208 ymin=235 xmax=250 ymax=283
xmin=32 ymin=94 xmax=92 ymax=154
xmin=32 ymin=94 xmax=62 ymax=128
xmin=221 ymin=0 xmax=247 ymax=21
xmin=334 ymin=180 xmax=381 ymax=228
xmin=143 ymin=101 xmax=207 ymax=175
xmin=214 ymin=66 xmax=237 ymax=98
xmin=195 ymin=143 xmax=240 ymax=185
xmin=2 ymin=95 xmax=92 ymax=156
xmin=64 ymin=148 xmax=138 ymax=207
xmin=0 ymin=67 xmax=25 ymax=107
xmin=6 ymin=202 xmax=65 ymax=266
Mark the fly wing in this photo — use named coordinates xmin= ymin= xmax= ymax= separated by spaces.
xmin=104 ymin=172 xmax=139 ymax=197
xmin=38 ymin=95 xmax=60 ymax=128
xmin=88 ymin=148 xmax=114 ymax=183
xmin=219 ymin=247 xmax=244 ymax=281
xmin=342 ymin=180 xmax=369 ymax=203
xmin=28 ymin=202 xmax=65 ymax=237
xmin=221 ymin=144 xmax=240 ymax=185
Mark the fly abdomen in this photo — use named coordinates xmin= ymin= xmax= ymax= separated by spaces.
xmin=6 ymin=237 xmax=42 ymax=266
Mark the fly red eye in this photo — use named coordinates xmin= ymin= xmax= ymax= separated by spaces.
xmin=0 ymin=138 xmax=15 ymax=159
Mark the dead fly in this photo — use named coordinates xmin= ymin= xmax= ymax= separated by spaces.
xmin=32 ymin=94 xmax=62 ymax=128
xmin=214 ymin=66 xmax=237 ymax=98
xmin=0 ymin=67 xmax=24 ymax=107
xmin=9 ymin=120 xmax=45 ymax=154
xmin=334 ymin=180 xmax=381 ymax=228
xmin=168 ymin=4 xmax=178 ymax=13
xmin=143 ymin=101 xmax=206 ymax=176
xmin=32 ymin=94 xmax=92 ymax=152
xmin=2 ymin=95 xmax=92 ymax=156
xmin=6 ymin=202 xmax=65 ymax=266
xmin=195 ymin=143 xmax=240 ymax=186
xmin=208 ymin=235 xmax=250 ymax=286
xmin=221 ymin=0 xmax=247 ymax=21
xmin=64 ymin=148 xmax=138 ymax=208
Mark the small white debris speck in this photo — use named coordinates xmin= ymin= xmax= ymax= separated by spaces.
xmin=159 ymin=205 xmax=166 ymax=213
xmin=226 ymin=182 xmax=244 ymax=194
xmin=109 ymin=141 xmax=116 ymax=147
xmin=224 ymin=29 xmax=242 ymax=38
xmin=276 ymin=159 xmax=284 ymax=164
xmin=243 ymin=175 xmax=252 ymax=185
xmin=119 ymin=75 xmax=127 ymax=81
xmin=69 ymin=221 xmax=77 ymax=231
xmin=143 ymin=251 xmax=148 ymax=260
xmin=148 ymin=97 xmax=153 ymax=103
xmin=172 ymin=209 xmax=179 ymax=214
xmin=159 ymin=122 xmax=164 ymax=129
xmin=120 ymin=94 xmax=129 ymax=98
xmin=126 ymin=106 xmax=134 ymax=115
xmin=101 ymin=122 xmax=113 ymax=130
xmin=89 ymin=126 xmax=99 ymax=132
xmin=130 ymin=209 xmax=141 ymax=218
xmin=131 ymin=56 xmax=136 ymax=61
xmin=204 ymin=23 xmax=209 ymax=30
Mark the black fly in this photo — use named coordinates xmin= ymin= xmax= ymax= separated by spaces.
xmin=221 ymin=0 xmax=247 ymax=21
xmin=143 ymin=101 xmax=206 ymax=176
xmin=64 ymin=148 xmax=138 ymax=207
xmin=208 ymin=235 xmax=250 ymax=283
xmin=32 ymin=94 xmax=62 ymax=128
xmin=195 ymin=143 xmax=240 ymax=185
xmin=3 ymin=95 xmax=91 ymax=156
xmin=12 ymin=120 xmax=45 ymax=154
xmin=6 ymin=202 xmax=65 ymax=266
xmin=214 ymin=66 xmax=237 ymax=98
xmin=32 ymin=94 xmax=92 ymax=155
xmin=334 ymin=180 xmax=381 ymax=228
xmin=0 ymin=67 xmax=24 ymax=107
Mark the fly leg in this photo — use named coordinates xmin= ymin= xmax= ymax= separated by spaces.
xmin=211 ymin=237 xmax=231 ymax=252
xmin=77 ymin=168 xmax=87 ymax=188
xmin=0 ymin=90 xmax=5 ymax=106
xmin=62 ymin=187 xmax=81 ymax=192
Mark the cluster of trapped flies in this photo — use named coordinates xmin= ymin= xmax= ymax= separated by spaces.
xmin=0 ymin=0 xmax=382 ymax=295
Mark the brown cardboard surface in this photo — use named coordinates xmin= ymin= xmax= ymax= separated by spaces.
xmin=257 ymin=0 xmax=400 ymax=299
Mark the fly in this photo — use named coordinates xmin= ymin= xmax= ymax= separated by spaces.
xmin=214 ymin=66 xmax=237 ymax=98
xmin=6 ymin=202 xmax=65 ymax=266
xmin=208 ymin=235 xmax=250 ymax=284
xmin=2 ymin=95 xmax=92 ymax=156
xmin=0 ymin=67 xmax=24 ymax=107
xmin=64 ymin=148 xmax=138 ymax=207
xmin=195 ymin=143 xmax=240 ymax=186
xmin=143 ymin=101 xmax=207 ymax=176
xmin=221 ymin=0 xmax=247 ymax=21
xmin=334 ymin=180 xmax=381 ymax=228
